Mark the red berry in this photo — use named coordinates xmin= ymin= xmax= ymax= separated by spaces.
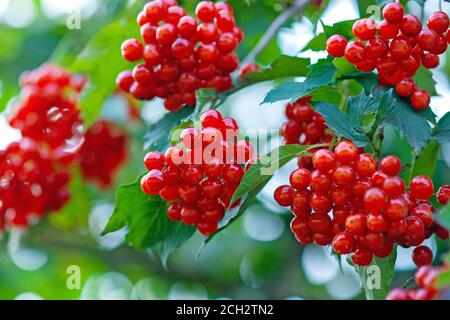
xmin=196 ymin=1 xmax=216 ymax=23
xmin=379 ymin=20 xmax=400 ymax=40
xmin=159 ymin=185 xmax=179 ymax=201
xmin=289 ymin=168 xmax=311 ymax=190
xmin=364 ymin=187 xmax=387 ymax=214
xmin=345 ymin=213 xmax=367 ymax=234
xmin=167 ymin=202 xmax=182 ymax=221
xmin=309 ymin=193 xmax=332 ymax=213
xmin=412 ymin=245 xmax=433 ymax=267
xmin=422 ymin=53 xmax=439 ymax=69
xmin=116 ymin=70 xmax=134 ymax=92
xmin=121 ymin=39 xmax=143 ymax=62
xmin=390 ymin=37 xmax=412 ymax=59
xmin=385 ymin=197 xmax=408 ymax=221
xmin=144 ymin=0 xmax=165 ymax=23
xmin=165 ymin=6 xmax=185 ymax=25
xmin=352 ymin=248 xmax=373 ymax=266
xmin=144 ymin=151 xmax=166 ymax=170
xmin=178 ymin=184 xmax=201 ymax=204
xmin=171 ymin=37 xmax=194 ymax=59
xmin=217 ymin=32 xmax=238 ymax=53
xmin=201 ymin=110 xmax=223 ymax=129
xmin=352 ymin=18 xmax=377 ymax=41
xmin=312 ymin=149 xmax=336 ymax=172
xmin=344 ymin=41 xmax=366 ymax=63
xmin=437 ymin=185 xmax=450 ymax=205
xmin=326 ymin=35 xmax=347 ymax=57
xmin=372 ymin=171 xmax=387 ymax=188
xmin=400 ymin=14 xmax=422 ymax=36
xmin=223 ymin=163 xmax=244 ymax=184
xmin=410 ymin=90 xmax=430 ymax=110
xmin=427 ymin=11 xmax=449 ymax=34
xmin=141 ymin=169 xmax=166 ymax=195
xmin=410 ymin=175 xmax=434 ymax=200
xmin=380 ymin=155 xmax=402 ymax=176
xmin=383 ymin=2 xmax=404 ymax=24
xmin=386 ymin=288 xmax=410 ymax=300
xmin=216 ymin=10 xmax=235 ymax=32
xmin=395 ymin=78 xmax=416 ymax=97
xmin=274 ymin=185 xmax=294 ymax=207
xmin=177 ymin=16 xmax=197 ymax=38
xmin=367 ymin=214 xmax=389 ymax=233
xmin=181 ymin=205 xmax=201 ymax=225
xmin=198 ymin=222 xmax=218 ymax=236
xmin=197 ymin=23 xmax=218 ymax=43
xmin=332 ymin=232 xmax=355 ymax=254
xmin=383 ymin=176 xmax=405 ymax=198
xmin=332 ymin=165 xmax=355 ymax=186
xmin=418 ymin=29 xmax=439 ymax=52
xmin=334 ymin=141 xmax=358 ymax=164
xmin=355 ymin=153 xmax=377 ymax=177
xmin=309 ymin=213 xmax=331 ymax=234
xmin=366 ymin=37 xmax=388 ymax=59
xmin=156 ymin=23 xmax=178 ymax=46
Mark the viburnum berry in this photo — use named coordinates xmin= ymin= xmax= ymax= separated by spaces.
xmin=400 ymin=14 xmax=422 ymax=36
xmin=395 ymin=78 xmax=416 ymax=97
xmin=436 ymin=185 xmax=450 ymax=205
xmin=351 ymin=248 xmax=373 ymax=266
xmin=352 ymin=18 xmax=376 ymax=41
xmin=326 ymin=35 xmax=347 ymax=57
xmin=312 ymin=149 xmax=336 ymax=172
xmin=410 ymin=175 xmax=434 ymax=200
xmin=410 ymin=90 xmax=430 ymax=110
xmin=382 ymin=2 xmax=404 ymax=24
xmin=427 ymin=11 xmax=449 ymax=34
xmin=412 ymin=245 xmax=433 ymax=267
xmin=380 ymin=155 xmax=402 ymax=176
xmin=117 ymin=0 xmax=243 ymax=111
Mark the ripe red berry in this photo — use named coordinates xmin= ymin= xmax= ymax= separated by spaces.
xmin=116 ymin=70 xmax=134 ymax=92
xmin=352 ymin=248 xmax=373 ymax=266
xmin=410 ymin=90 xmax=430 ymax=110
xmin=334 ymin=141 xmax=358 ymax=164
xmin=395 ymin=78 xmax=416 ymax=97
xmin=390 ymin=37 xmax=412 ymax=59
xmin=352 ymin=18 xmax=377 ymax=41
xmin=437 ymin=185 xmax=450 ymax=205
xmin=141 ymin=169 xmax=166 ymax=195
xmin=379 ymin=20 xmax=400 ymax=40
xmin=201 ymin=110 xmax=223 ymax=129
xmin=312 ymin=149 xmax=336 ymax=172
xmin=144 ymin=151 xmax=166 ymax=170
xmin=366 ymin=37 xmax=388 ymax=59
xmin=181 ymin=205 xmax=201 ymax=225
xmin=326 ymin=35 xmax=347 ymax=57
xmin=345 ymin=213 xmax=367 ymax=234
xmin=332 ymin=232 xmax=355 ymax=254
xmin=383 ymin=176 xmax=405 ymax=198
xmin=144 ymin=0 xmax=165 ymax=22
xmin=167 ymin=203 xmax=182 ymax=221
xmin=344 ymin=41 xmax=366 ymax=63
xmin=364 ymin=188 xmax=387 ymax=214
xmin=380 ymin=155 xmax=402 ymax=176
xmin=412 ymin=245 xmax=433 ymax=267
xmin=383 ymin=2 xmax=404 ymax=24
xmin=400 ymin=14 xmax=422 ymax=36
xmin=355 ymin=153 xmax=377 ymax=177
xmin=289 ymin=168 xmax=311 ymax=190
xmin=223 ymin=164 xmax=244 ymax=184
xmin=410 ymin=175 xmax=434 ymax=200
xmin=156 ymin=23 xmax=178 ymax=46
xmin=274 ymin=185 xmax=294 ymax=207
xmin=427 ymin=11 xmax=449 ymax=34
xmin=196 ymin=1 xmax=216 ymax=23
xmin=422 ymin=53 xmax=439 ymax=69
xmin=418 ymin=29 xmax=439 ymax=52
xmin=121 ymin=39 xmax=143 ymax=62
xmin=216 ymin=10 xmax=235 ymax=32
xmin=385 ymin=197 xmax=408 ymax=221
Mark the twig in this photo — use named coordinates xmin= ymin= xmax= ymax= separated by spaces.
xmin=240 ymin=0 xmax=311 ymax=66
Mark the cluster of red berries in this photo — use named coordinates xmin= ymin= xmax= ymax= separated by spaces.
xmin=273 ymin=141 xmax=449 ymax=266
xmin=8 ymin=64 xmax=85 ymax=151
xmin=140 ymin=110 xmax=254 ymax=236
xmin=79 ymin=120 xmax=128 ymax=188
xmin=387 ymin=263 xmax=449 ymax=300
xmin=281 ymin=97 xmax=334 ymax=170
xmin=0 ymin=139 xmax=71 ymax=230
xmin=116 ymin=0 xmax=243 ymax=111
xmin=326 ymin=3 xmax=450 ymax=110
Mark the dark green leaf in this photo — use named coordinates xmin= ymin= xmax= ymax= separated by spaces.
xmin=102 ymin=178 xmax=195 ymax=257
xmin=375 ymin=88 xmax=432 ymax=154
xmin=243 ymin=55 xmax=310 ymax=84
xmin=433 ymin=112 xmax=450 ymax=144
xmin=341 ymin=72 xmax=379 ymax=95
xmin=354 ymin=249 xmax=397 ymax=300
xmin=144 ymin=107 xmax=194 ymax=152
xmin=230 ymin=144 xmax=321 ymax=205
xmin=413 ymin=67 xmax=437 ymax=97
xmin=437 ymin=203 xmax=450 ymax=231
xmin=262 ymin=61 xmax=336 ymax=104
xmin=436 ymin=269 xmax=450 ymax=289
xmin=410 ymin=140 xmax=440 ymax=183
xmin=356 ymin=0 xmax=377 ymax=18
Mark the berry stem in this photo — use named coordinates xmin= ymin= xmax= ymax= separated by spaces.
xmin=240 ymin=0 xmax=312 ymax=66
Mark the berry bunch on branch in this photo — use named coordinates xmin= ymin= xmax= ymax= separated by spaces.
xmin=117 ymin=0 xmax=243 ymax=111
xmin=274 ymin=141 xmax=449 ymax=267
xmin=141 ymin=110 xmax=254 ymax=236
xmin=326 ymin=3 xmax=449 ymax=110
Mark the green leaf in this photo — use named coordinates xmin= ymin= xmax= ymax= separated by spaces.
xmin=314 ymin=92 xmax=378 ymax=146
xmin=410 ymin=140 xmax=440 ymax=181
xmin=102 ymin=178 xmax=195 ymax=259
xmin=230 ymin=144 xmax=322 ymax=205
xmin=433 ymin=112 xmax=450 ymax=144
xmin=436 ymin=269 xmax=450 ymax=289
xmin=437 ymin=203 xmax=450 ymax=231
xmin=354 ymin=249 xmax=397 ymax=300
xmin=303 ymin=20 xmax=356 ymax=52
xmin=144 ymin=107 xmax=194 ymax=152
xmin=49 ymin=167 xmax=91 ymax=231
xmin=242 ymin=55 xmax=310 ymax=84
xmin=333 ymin=57 xmax=358 ymax=78
xmin=413 ymin=67 xmax=438 ymax=97
xmin=374 ymin=88 xmax=432 ymax=155
xmin=341 ymin=72 xmax=379 ymax=95
xmin=262 ymin=60 xmax=336 ymax=104
xmin=356 ymin=0 xmax=377 ymax=18
xmin=70 ymin=12 xmax=139 ymax=126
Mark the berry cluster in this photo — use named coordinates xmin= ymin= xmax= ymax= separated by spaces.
xmin=8 ymin=64 xmax=85 ymax=150
xmin=0 ymin=139 xmax=71 ymax=230
xmin=273 ymin=141 xmax=449 ymax=266
xmin=387 ymin=263 xmax=449 ymax=300
xmin=116 ymin=0 xmax=243 ymax=111
xmin=140 ymin=110 xmax=254 ymax=236
xmin=326 ymin=3 xmax=450 ymax=110
xmin=79 ymin=120 xmax=128 ymax=188
xmin=281 ymin=97 xmax=334 ymax=170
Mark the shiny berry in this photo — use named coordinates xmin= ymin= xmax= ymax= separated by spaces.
xmin=410 ymin=175 xmax=434 ymax=200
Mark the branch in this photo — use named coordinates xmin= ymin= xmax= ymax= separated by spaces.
xmin=241 ymin=0 xmax=311 ymax=66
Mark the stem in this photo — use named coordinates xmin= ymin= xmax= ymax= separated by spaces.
xmin=240 ymin=0 xmax=311 ymax=66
